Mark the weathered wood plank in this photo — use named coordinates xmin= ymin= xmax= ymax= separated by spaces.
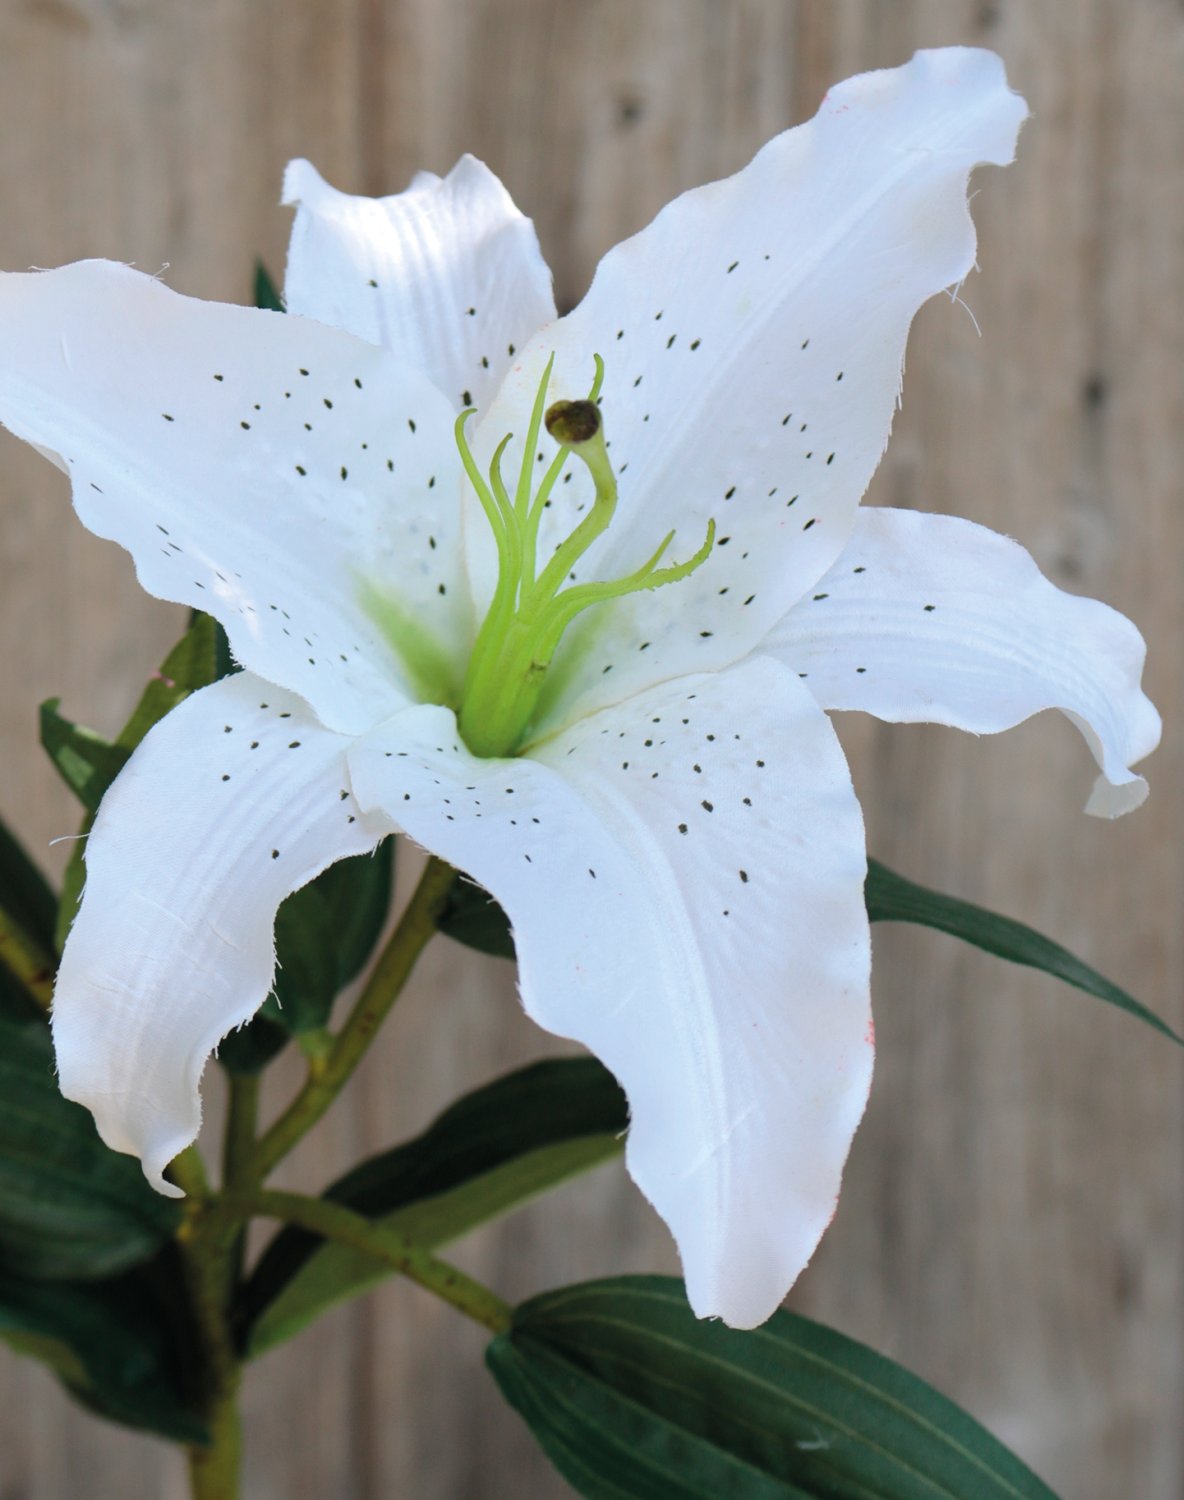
xmin=0 ymin=2 xmax=1178 ymax=1496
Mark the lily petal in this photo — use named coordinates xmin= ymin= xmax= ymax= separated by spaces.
xmin=283 ymin=156 xmax=556 ymax=411
xmin=473 ymin=48 xmax=1028 ymax=736
xmin=764 ymin=506 xmax=1160 ymax=815
xmin=52 ymin=673 xmax=384 ymax=1192
xmin=0 ymin=260 xmax=466 ymax=733
xmin=348 ymin=656 xmax=871 ymax=1327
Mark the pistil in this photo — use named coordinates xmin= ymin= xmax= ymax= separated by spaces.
xmin=457 ymin=359 xmax=714 ymax=759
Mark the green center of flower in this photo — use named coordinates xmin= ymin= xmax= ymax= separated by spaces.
xmin=457 ymin=355 xmax=715 ymax=758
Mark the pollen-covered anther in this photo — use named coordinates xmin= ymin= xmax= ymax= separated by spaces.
xmin=544 ymin=398 xmax=601 ymax=447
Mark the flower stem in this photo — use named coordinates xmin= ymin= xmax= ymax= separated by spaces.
xmin=249 ymin=1190 xmax=512 ymax=1334
xmin=173 ymin=1149 xmax=245 ymax=1499
xmin=222 ymin=1074 xmax=259 ymax=1190
xmin=249 ymin=856 xmax=457 ymax=1181
xmin=185 ymin=1386 xmax=242 ymax=1500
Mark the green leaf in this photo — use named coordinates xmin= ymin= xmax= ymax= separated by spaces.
xmin=242 ymin=1058 xmax=626 ymax=1357
xmin=0 ymin=809 xmax=57 ymax=954
xmin=0 ymin=963 xmax=44 ymax=1025
xmin=270 ymin=843 xmax=396 ymax=1032
xmin=866 ymin=859 xmax=1182 ymax=1045
xmin=488 ymin=1276 xmax=1059 ymax=1500
xmin=436 ymin=874 xmax=514 ymax=959
xmin=214 ymin=1012 xmax=291 ymax=1075
xmin=254 ymin=259 xmax=285 ymax=313
xmin=0 ymin=814 xmax=56 ymax=1021
xmin=39 ymin=699 xmax=131 ymax=815
xmin=0 ymin=1014 xmax=180 ymax=1280
xmin=116 ymin=612 xmax=232 ymax=752
xmin=438 ymin=864 xmax=1178 ymax=1046
xmin=0 ymin=1248 xmax=206 ymax=1442
xmin=218 ymin=842 xmax=395 ymax=1073
xmin=304 ymin=841 xmax=396 ymax=990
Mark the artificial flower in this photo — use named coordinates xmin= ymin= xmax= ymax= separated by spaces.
xmin=0 ymin=48 xmax=1157 ymax=1328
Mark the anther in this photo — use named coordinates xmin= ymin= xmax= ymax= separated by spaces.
xmin=545 ymin=399 xmax=601 ymax=447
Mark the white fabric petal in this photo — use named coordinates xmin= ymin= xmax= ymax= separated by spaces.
xmin=348 ymin=656 xmax=871 ymax=1327
xmin=470 ymin=48 xmax=1028 ymax=737
xmin=283 ymin=156 xmax=556 ymax=411
xmin=0 ymin=260 xmax=467 ymax=734
xmin=764 ymin=507 xmax=1160 ymax=816
xmin=52 ymin=673 xmax=384 ymax=1193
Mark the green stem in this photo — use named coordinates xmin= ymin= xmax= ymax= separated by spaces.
xmin=250 ymin=1189 xmax=512 ymax=1334
xmin=185 ymin=1386 xmax=242 ymax=1500
xmin=222 ymin=1075 xmax=259 ymax=1190
xmin=0 ymin=905 xmax=55 ymax=1012
xmin=173 ymin=1149 xmax=244 ymax=1499
xmin=221 ymin=1074 xmax=259 ymax=1290
xmin=250 ymin=856 xmax=456 ymax=1181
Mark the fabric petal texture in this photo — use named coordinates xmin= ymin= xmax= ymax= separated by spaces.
xmin=0 ymin=45 xmax=1155 ymax=1329
xmin=0 ymin=260 xmax=466 ymax=732
xmin=349 ymin=656 xmax=871 ymax=1327
xmin=283 ymin=155 xmax=556 ymax=411
xmin=470 ymin=47 xmax=1030 ymax=738
xmin=52 ymin=673 xmax=384 ymax=1193
xmin=765 ymin=506 xmax=1160 ymax=815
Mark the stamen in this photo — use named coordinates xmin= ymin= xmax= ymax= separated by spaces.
xmin=457 ymin=356 xmax=714 ymax=758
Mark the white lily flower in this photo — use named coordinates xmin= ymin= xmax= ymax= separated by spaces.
xmin=0 ymin=48 xmax=1158 ymax=1329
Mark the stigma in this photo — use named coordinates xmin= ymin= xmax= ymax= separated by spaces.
xmin=457 ymin=357 xmax=714 ymax=759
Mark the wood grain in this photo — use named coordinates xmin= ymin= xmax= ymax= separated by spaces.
xmin=0 ymin=1 xmax=1179 ymax=1495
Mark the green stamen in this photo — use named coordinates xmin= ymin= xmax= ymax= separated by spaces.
xmin=457 ymin=357 xmax=714 ymax=759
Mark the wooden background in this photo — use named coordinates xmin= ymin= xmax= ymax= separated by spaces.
xmin=0 ymin=1 xmax=1180 ymax=1495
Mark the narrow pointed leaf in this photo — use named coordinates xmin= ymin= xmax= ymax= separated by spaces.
xmin=439 ymin=862 xmax=1174 ymax=1048
xmin=253 ymin=258 xmax=284 ymax=312
xmin=866 ymin=859 xmax=1181 ymax=1044
xmin=39 ymin=699 xmax=131 ymax=814
xmin=488 ymin=1276 xmax=1059 ymax=1500
xmin=0 ymin=1249 xmax=206 ymax=1442
xmin=117 ymin=611 xmax=234 ymax=752
xmin=242 ymin=1058 xmax=626 ymax=1357
xmin=0 ymin=1014 xmax=180 ymax=1280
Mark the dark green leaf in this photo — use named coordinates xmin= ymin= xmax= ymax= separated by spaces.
xmin=866 ymin=859 xmax=1181 ymax=1045
xmin=306 ymin=841 xmax=396 ymax=990
xmin=440 ymin=863 xmax=1178 ymax=1045
xmin=215 ymin=1012 xmax=291 ymax=1076
xmin=436 ymin=874 xmax=514 ymax=959
xmin=0 ymin=1248 xmax=206 ymax=1442
xmin=0 ymin=815 xmax=55 ymax=1022
xmin=0 ymin=1014 xmax=180 ymax=1280
xmin=269 ymin=843 xmax=396 ymax=1034
xmin=217 ymin=843 xmax=395 ymax=1072
xmin=264 ymin=880 xmax=341 ymax=1035
xmin=0 ymin=964 xmax=44 ymax=1025
xmin=242 ymin=1058 xmax=626 ymax=1357
xmin=0 ymin=809 xmax=57 ymax=953
xmin=39 ymin=699 xmax=131 ymax=815
xmin=254 ymin=259 xmax=285 ymax=313
xmin=488 ymin=1276 xmax=1058 ymax=1500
